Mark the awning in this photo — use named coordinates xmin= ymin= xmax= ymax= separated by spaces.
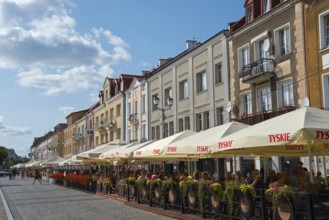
xmin=211 ymin=107 xmax=329 ymax=157
xmin=40 ymin=156 xmax=66 ymax=167
xmin=99 ymin=143 xmax=135 ymax=159
xmin=133 ymin=130 xmax=196 ymax=158
xmin=25 ymin=160 xmax=43 ymax=168
xmin=73 ymin=139 xmax=126 ymax=160
xmin=162 ymin=121 xmax=249 ymax=157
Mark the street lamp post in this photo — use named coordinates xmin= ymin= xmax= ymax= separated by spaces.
xmin=153 ymin=96 xmax=173 ymax=139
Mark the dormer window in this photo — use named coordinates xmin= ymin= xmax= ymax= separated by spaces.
xmin=263 ymin=0 xmax=270 ymax=14
xmin=247 ymin=7 xmax=253 ymax=23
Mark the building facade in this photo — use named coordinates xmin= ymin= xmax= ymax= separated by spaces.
xmin=125 ymin=75 xmax=148 ymax=143
xmin=305 ymin=0 xmax=329 ymax=110
xmin=147 ymin=34 xmax=229 ymax=141
xmin=63 ymin=110 xmax=87 ymax=159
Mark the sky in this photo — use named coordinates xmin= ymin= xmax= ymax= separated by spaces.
xmin=0 ymin=0 xmax=245 ymax=157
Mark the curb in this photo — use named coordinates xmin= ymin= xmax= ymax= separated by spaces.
xmin=0 ymin=187 xmax=14 ymax=220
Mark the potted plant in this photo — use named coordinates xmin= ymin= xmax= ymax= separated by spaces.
xmin=209 ymin=182 xmax=224 ymax=211
xmin=223 ymin=182 xmax=239 ymax=216
xmin=272 ymin=187 xmax=295 ymax=220
xmin=238 ymin=184 xmax=257 ymax=219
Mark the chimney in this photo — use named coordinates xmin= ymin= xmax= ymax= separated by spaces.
xmin=186 ymin=40 xmax=199 ymax=50
xmin=158 ymin=58 xmax=172 ymax=67
xmin=141 ymin=70 xmax=150 ymax=76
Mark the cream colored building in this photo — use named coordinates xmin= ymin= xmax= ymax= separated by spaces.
xmin=74 ymin=116 xmax=87 ymax=154
xmin=125 ymin=75 xmax=148 ymax=143
xmin=147 ymin=34 xmax=229 ymax=140
xmin=63 ymin=110 xmax=87 ymax=159
xmin=94 ymin=75 xmax=137 ymax=146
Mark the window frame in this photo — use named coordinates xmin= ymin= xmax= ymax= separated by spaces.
xmin=238 ymin=44 xmax=250 ymax=73
xmin=164 ymin=87 xmax=173 ymax=106
xmin=179 ymin=79 xmax=189 ymax=100
xmin=322 ymin=72 xmax=329 ymax=110
xmin=257 ymin=85 xmax=272 ymax=112
xmin=196 ymin=71 xmax=207 ymax=93
xmin=319 ymin=10 xmax=329 ymax=50
xmin=277 ymin=78 xmax=294 ymax=108
xmin=215 ymin=63 xmax=222 ymax=84
xmin=274 ymin=23 xmax=291 ymax=57
xmin=240 ymin=91 xmax=252 ymax=115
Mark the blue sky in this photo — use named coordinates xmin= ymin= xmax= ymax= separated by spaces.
xmin=0 ymin=0 xmax=245 ymax=157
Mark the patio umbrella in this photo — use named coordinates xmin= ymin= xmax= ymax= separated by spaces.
xmin=162 ymin=121 xmax=249 ymax=158
xmin=133 ymin=130 xmax=196 ymax=159
xmin=40 ymin=156 xmax=66 ymax=167
xmin=212 ymin=107 xmax=329 ymax=156
xmin=99 ymin=143 xmax=135 ymax=159
xmin=73 ymin=139 xmax=126 ymax=160
xmin=211 ymin=107 xmax=329 ymax=181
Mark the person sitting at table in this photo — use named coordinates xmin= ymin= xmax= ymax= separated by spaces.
xmin=248 ymin=169 xmax=264 ymax=189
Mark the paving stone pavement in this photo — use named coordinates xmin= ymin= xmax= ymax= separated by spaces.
xmin=0 ymin=177 xmax=175 ymax=220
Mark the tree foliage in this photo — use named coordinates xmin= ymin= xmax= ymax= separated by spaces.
xmin=0 ymin=146 xmax=8 ymax=165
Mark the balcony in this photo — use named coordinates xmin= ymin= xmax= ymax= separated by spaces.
xmin=239 ymin=58 xmax=275 ymax=84
xmin=232 ymin=106 xmax=297 ymax=125
xmin=97 ymin=119 xmax=106 ymax=131
xmin=128 ymin=113 xmax=139 ymax=125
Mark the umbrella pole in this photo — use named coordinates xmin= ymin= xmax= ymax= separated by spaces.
xmin=307 ymin=141 xmax=314 ymax=183
xmin=233 ymin=155 xmax=237 ymax=174
xmin=323 ymin=154 xmax=328 ymax=188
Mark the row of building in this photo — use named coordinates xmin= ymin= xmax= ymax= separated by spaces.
xmin=29 ymin=0 xmax=329 ymax=170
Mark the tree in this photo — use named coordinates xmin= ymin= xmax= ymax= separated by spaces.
xmin=0 ymin=146 xmax=8 ymax=166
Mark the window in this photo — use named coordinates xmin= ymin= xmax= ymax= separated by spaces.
xmin=257 ymin=38 xmax=270 ymax=71
xmin=156 ymin=125 xmax=160 ymax=140
xmin=142 ymin=124 xmax=146 ymax=139
xmin=196 ymin=113 xmax=202 ymax=132
xmin=105 ymin=89 xmax=109 ymax=100
xmin=116 ymin=104 xmax=121 ymax=116
xmin=258 ymin=86 xmax=272 ymax=111
xmin=142 ymin=96 xmax=146 ymax=113
xmin=275 ymin=24 xmax=291 ymax=56
xmin=164 ymin=87 xmax=172 ymax=106
xmin=117 ymin=129 xmax=121 ymax=140
xmin=322 ymin=73 xmax=329 ymax=110
xmin=239 ymin=46 xmax=250 ymax=73
xmin=216 ymin=107 xmax=224 ymax=126
xmin=134 ymin=100 xmax=138 ymax=114
xmin=240 ymin=92 xmax=252 ymax=115
xmin=197 ymin=72 xmax=207 ymax=92
xmin=277 ymin=79 xmax=294 ymax=108
xmin=152 ymin=126 xmax=156 ymax=140
xmin=215 ymin=63 xmax=222 ymax=84
xmin=152 ymin=94 xmax=158 ymax=111
xmin=128 ymin=128 xmax=131 ymax=142
xmin=169 ymin=122 xmax=174 ymax=136
xmin=179 ymin=80 xmax=189 ymax=99
xmin=203 ymin=111 xmax=210 ymax=130
xmin=127 ymin=102 xmax=131 ymax=117
xmin=247 ymin=7 xmax=253 ymax=23
xmin=263 ymin=0 xmax=270 ymax=13
xmin=184 ymin=116 xmax=190 ymax=130
xmin=178 ymin=118 xmax=184 ymax=132
xmin=164 ymin=123 xmax=168 ymax=138
xmin=319 ymin=11 xmax=329 ymax=49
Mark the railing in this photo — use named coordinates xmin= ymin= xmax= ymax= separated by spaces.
xmin=239 ymin=58 xmax=275 ymax=83
xmin=233 ymin=106 xmax=297 ymax=125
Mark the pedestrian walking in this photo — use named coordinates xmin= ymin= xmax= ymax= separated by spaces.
xmin=33 ymin=169 xmax=42 ymax=185
xmin=12 ymin=169 xmax=17 ymax=180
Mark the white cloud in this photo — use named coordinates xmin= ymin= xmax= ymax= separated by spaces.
xmin=0 ymin=125 xmax=33 ymax=136
xmin=0 ymin=0 xmax=131 ymax=95
xmin=58 ymin=106 xmax=75 ymax=115
xmin=0 ymin=115 xmax=33 ymax=136
xmin=139 ymin=61 xmax=152 ymax=68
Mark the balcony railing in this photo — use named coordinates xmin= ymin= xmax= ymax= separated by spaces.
xmin=128 ymin=113 xmax=139 ymax=125
xmin=232 ymin=106 xmax=297 ymax=125
xmin=239 ymin=58 xmax=275 ymax=84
